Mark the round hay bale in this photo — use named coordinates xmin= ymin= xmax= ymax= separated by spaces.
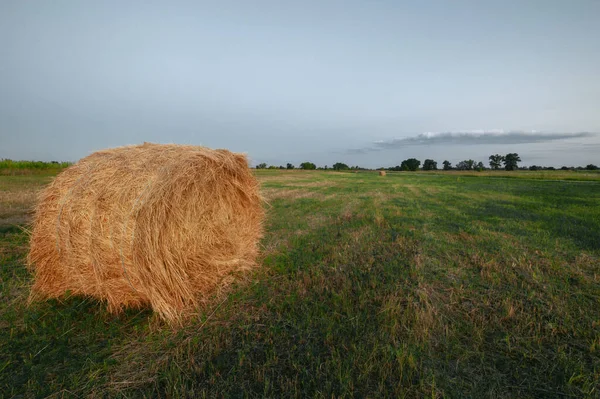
xmin=28 ymin=143 xmax=264 ymax=322
xmin=379 ymin=171 xmax=386 ymax=176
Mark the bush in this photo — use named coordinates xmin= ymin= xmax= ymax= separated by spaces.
xmin=332 ymin=162 xmax=349 ymax=171
xmin=0 ymin=159 xmax=71 ymax=170
xmin=400 ymin=158 xmax=420 ymax=171
xmin=423 ymin=159 xmax=437 ymax=171
xmin=300 ymin=162 xmax=317 ymax=170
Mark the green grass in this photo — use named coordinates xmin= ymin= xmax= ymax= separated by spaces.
xmin=0 ymin=160 xmax=71 ymax=176
xmin=1 ymin=170 xmax=599 ymax=397
xmin=427 ymin=169 xmax=600 ymax=181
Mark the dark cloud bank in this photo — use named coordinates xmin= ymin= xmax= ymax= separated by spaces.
xmin=347 ymin=131 xmax=596 ymax=154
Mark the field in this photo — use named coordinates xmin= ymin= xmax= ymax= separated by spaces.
xmin=1 ymin=170 xmax=599 ymax=397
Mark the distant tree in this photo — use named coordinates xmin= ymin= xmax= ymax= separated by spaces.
xmin=400 ymin=158 xmax=421 ymax=171
xmin=279 ymin=165 xmax=285 ymax=169
xmin=423 ymin=159 xmax=438 ymax=171
xmin=503 ymin=153 xmax=521 ymax=171
xmin=560 ymin=166 xmax=570 ymax=170
xmin=476 ymin=161 xmax=485 ymax=171
xmin=268 ymin=165 xmax=278 ymax=169
xmin=489 ymin=154 xmax=504 ymax=170
xmin=529 ymin=165 xmax=541 ymax=171
xmin=586 ymin=164 xmax=599 ymax=170
xmin=286 ymin=163 xmax=295 ymax=170
xmin=442 ymin=160 xmax=452 ymax=170
xmin=256 ymin=163 xmax=267 ymax=169
xmin=546 ymin=166 xmax=556 ymax=170
xmin=300 ymin=162 xmax=317 ymax=170
xmin=388 ymin=165 xmax=402 ymax=171
xmin=332 ymin=162 xmax=350 ymax=171
xmin=456 ymin=159 xmax=475 ymax=170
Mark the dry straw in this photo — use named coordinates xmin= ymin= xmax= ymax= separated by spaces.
xmin=28 ymin=143 xmax=264 ymax=322
xmin=379 ymin=171 xmax=386 ymax=176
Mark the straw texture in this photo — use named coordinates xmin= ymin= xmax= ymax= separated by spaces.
xmin=28 ymin=143 xmax=264 ymax=321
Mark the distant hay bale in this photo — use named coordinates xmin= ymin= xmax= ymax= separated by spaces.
xmin=27 ymin=143 xmax=264 ymax=322
xmin=379 ymin=171 xmax=386 ymax=176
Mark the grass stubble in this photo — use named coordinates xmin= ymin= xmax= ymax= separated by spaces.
xmin=0 ymin=169 xmax=599 ymax=398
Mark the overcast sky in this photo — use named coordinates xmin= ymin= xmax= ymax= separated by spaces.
xmin=1 ymin=0 xmax=599 ymax=167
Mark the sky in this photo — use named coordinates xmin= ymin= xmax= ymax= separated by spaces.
xmin=1 ymin=0 xmax=599 ymax=168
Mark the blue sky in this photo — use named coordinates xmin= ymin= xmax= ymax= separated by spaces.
xmin=1 ymin=0 xmax=598 ymax=167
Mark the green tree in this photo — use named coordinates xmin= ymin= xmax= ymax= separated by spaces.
xmin=442 ymin=160 xmax=452 ymax=170
xmin=456 ymin=160 xmax=475 ymax=170
xmin=400 ymin=158 xmax=421 ymax=171
xmin=423 ymin=159 xmax=437 ymax=170
xmin=332 ymin=162 xmax=349 ymax=171
xmin=489 ymin=154 xmax=504 ymax=170
xmin=476 ymin=161 xmax=485 ymax=171
xmin=503 ymin=153 xmax=521 ymax=171
xmin=256 ymin=163 xmax=267 ymax=169
xmin=300 ymin=162 xmax=317 ymax=170
xmin=286 ymin=163 xmax=295 ymax=170
xmin=586 ymin=164 xmax=598 ymax=170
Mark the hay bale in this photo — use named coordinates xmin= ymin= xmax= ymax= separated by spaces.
xmin=28 ymin=143 xmax=264 ymax=321
xmin=379 ymin=171 xmax=386 ymax=176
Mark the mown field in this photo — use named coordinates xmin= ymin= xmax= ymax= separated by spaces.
xmin=1 ymin=170 xmax=599 ymax=398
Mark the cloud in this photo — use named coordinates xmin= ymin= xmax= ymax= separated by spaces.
xmin=345 ymin=147 xmax=382 ymax=155
xmin=347 ymin=130 xmax=596 ymax=153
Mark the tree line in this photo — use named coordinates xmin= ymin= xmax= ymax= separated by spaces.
xmin=387 ymin=153 xmax=522 ymax=171
xmin=256 ymin=153 xmax=599 ymax=172
xmin=255 ymin=162 xmax=364 ymax=171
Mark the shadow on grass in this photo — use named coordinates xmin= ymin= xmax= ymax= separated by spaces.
xmin=0 ymin=224 xmax=26 ymax=235
xmin=467 ymin=199 xmax=599 ymax=251
xmin=0 ymin=226 xmax=154 ymax=396
xmin=0 ymin=293 xmax=152 ymax=397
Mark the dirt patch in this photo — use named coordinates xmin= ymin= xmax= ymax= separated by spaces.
xmin=0 ymin=188 xmax=38 ymax=225
xmin=338 ymin=199 xmax=359 ymax=221
xmin=0 ymin=215 xmax=30 ymax=227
